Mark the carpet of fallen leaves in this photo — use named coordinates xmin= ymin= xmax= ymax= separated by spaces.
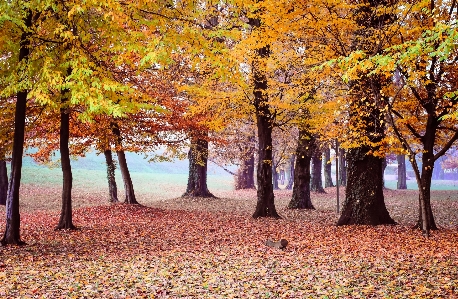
xmin=1 ymin=186 xmax=458 ymax=298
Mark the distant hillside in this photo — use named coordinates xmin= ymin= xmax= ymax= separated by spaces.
xmin=22 ymin=150 xmax=234 ymax=176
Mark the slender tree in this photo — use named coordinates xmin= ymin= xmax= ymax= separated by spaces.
xmin=104 ymin=149 xmax=119 ymax=202
xmin=1 ymin=9 xmax=32 ymax=246
xmin=56 ymin=94 xmax=76 ymax=230
xmin=311 ymin=150 xmax=325 ymax=193
xmin=285 ymin=154 xmax=295 ymax=190
xmin=397 ymin=154 xmax=407 ymax=189
xmin=112 ymin=123 xmax=138 ymax=204
xmin=323 ymin=148 xmax=334 ymax=188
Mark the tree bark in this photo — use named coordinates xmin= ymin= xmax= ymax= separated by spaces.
xmin=117 ymin=150 xmax=138 ymax=204
xmin=397 ymin=154 xmax=407 ymax=189
xmin=111 ymin=123 xmax=138 ymax=204
xmin=236 ymin=150 xmax=255 ymax=190
xmin=0 ymin=159 xmax=7 ymax=206
xmin=251 ymin=50 xmax=279 ymax=218
xmin=323 ymin=148 xmax=334 ymax=188
xmin=339 ymin=148 xmax=347 ymax=186
xmin=183 ymin=138 xmax=215 ymax=197
xmin=288 ymin=130 xmax=314 ymax=209
xmin=248 ymin=15 xmax=279 ymax=218
xmin=311 ymin=151 xmax=325 ymax=193
xmin=56 ymin=96 xmax=76 ymax=230
xmin=337 ymin=147 xmax=395 ymax=225
xmin=1 ymin=10 xmax=32 ymax=246
xmin=104 ymin=149 xmax=118 ymax=203
xmin=285 ymin=154 xmax=295 ymax=190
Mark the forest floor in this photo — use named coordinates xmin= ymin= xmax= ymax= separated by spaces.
xmin=1 ymin=186 xmax=458 ymax=298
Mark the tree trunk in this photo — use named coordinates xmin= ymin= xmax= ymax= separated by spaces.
xmin=104 ymin=149 xmax=118 ymax=203
xmin=236 ymin=151 xmax=255 ymax=190
xmin=56 ymin=96 xmax=76 ymax=230
xmin=117 ymin=150 xmax=138 ymax=204
xmin=111 ymin=123 xmax=138 ymax=204
xmin=272 ymin=152 xmax=280 ymax=190
xmin=285 ymin=155 xmax=295 ymax=190
xmin=415 ymin=125 xmax=438 ymax=234
xmin=339 ymin=148 xmax=347 ymax=186
xmin=288 ymin=130 xmax=315 ymax=209
xmin=311 ymin=151 xmax=325 ymax=193
xmin=323 ymin=148 xmax=334 ymax=188
xmin=382 ymin=157 xmax=387 ymax=188
xmin=397 ymin=154 xmax=407 ymax=189
xmin=251 ymin=43 xmax=279 ymax=218
xmin=337 ymin=147 xmax=395 ymax=225
xmin=1 ymin=11 xmax=32 ymax=246
xmin=0 ymin=159 xmax=7 ymax=206
xmin=183 ymin=138 xmax=215 ymax=197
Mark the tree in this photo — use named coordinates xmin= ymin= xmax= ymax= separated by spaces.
xmin=285 ymin=154 xmax=295 ymax=190
xmin=329 ymin=0 xmax=396 ymax=226
xmin=323 ymin=148 xmax=334 ymax=188
xmin=1 ymin=6 xmax=32 ymax=246
xmin=104 ymin=150 xmax=119 ymax=203
xmin=311 ymin=149 xmax=325 ymax=193
xmin=397 ymin=155 xmax=407 ymax=189
xmin=288 ymin=129 xmax=315 ymax=209
xmin=342 ymin=0 xmax=458 ymax=235
xmin=183 ymin=135 xmax=215 ymax=198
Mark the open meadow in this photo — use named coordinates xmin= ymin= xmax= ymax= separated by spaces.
xmin=1 ymin=163 xmax=458 ymax=298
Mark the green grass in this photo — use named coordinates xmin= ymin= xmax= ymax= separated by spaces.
xmin=19 ymin=165 xmax=234 ymax=194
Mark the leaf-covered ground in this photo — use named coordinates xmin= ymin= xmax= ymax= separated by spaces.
xmin=1 ymin=187 xmax=458 ymax=298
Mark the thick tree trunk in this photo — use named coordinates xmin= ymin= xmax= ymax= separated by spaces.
xmin=337 ymin=147 xmax=395 ymax=225
xmin=272 ymin=152 xmax=280 ymax=190
xmin=339 ymin=148 xmax=347 ymax=186
xmin=0 ymin=159 xmax=7 ymax=206
xmin=397 ymin=154 xmax=407 ymax=189
xmin=323 ymin=148 xmax=334 ymax=188
xmin=117 ymin=150 xmax=138 ymax=204
xmin=251 ymin=46 xmax=279 ymax=218
xmin=104 ymin=149 xmax=118 ymax=203
xmin=285 ymin=155 xmax=295 ymax=190
xmin=288 ymin=130 xmax=314 ymax=209
xmin=56 ymin=97 xmax=76 ymax=230
xmin=311 ymin=151 xmax=325 ymax=193
xmin=183 ymin=138 xmax=215 ymax=197
xmin=1 ymin=11 xmax=32 ymax=246
xmin=236 ymin=151 xmax=255 ymax=190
